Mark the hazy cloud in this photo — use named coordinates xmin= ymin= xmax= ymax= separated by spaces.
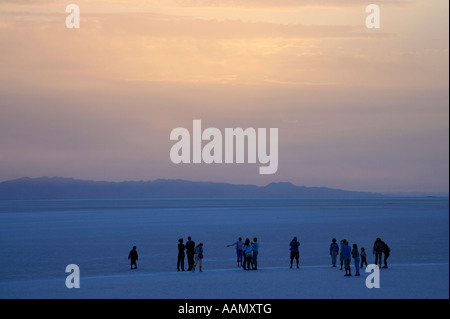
xmin=165 ymin=0 xmax=413 ymax=8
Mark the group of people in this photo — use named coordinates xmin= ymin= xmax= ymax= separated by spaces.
xmin=177 ymin=237 xmax=204 ymax=272
xmin=127 ymin=236 xmax=390 ymax=274
xmin=227 ymin=237 xmax=259 ymax=270
xmin=226 ymin=236 xmax=301 ymax=270
xmin=329 ymin=237 xmax=390 ymax=276
xmin=128 ymin=236 xmax=205 ymax=272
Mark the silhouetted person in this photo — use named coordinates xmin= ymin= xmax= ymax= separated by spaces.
xmin=185 ymin=236 xmax=195 ymax=271
xmin=360 ymin=247 xmax=368 ymax=268
xmin=339 ymin=239 xmax=346 ymax=270
xmin=128 ymin=246 xmax=138 ymax=269
xmin=193 ymin=243 xmax=204 ymax=272
xmin=227 ymin=237 xmax=244 ymax=267
xmin=330 ymin=238 xmax=339 ymax=267
xmin=251 ymin=237 xmax=259 ymax=270
xmin=373 ymin=237 xmax=383 ymax=267
xmin=243 ymin=238 xmax=253 ymax=270
xmin=382 ymin=240 xmax=390 ymax=268
xmin=342 ymin=240 xmax=352 ymax=276
xmin=289 ymin=236 xmax=300 ymax=268
xmin=352 ymin=243 xmax=360 ymax=276
xmin=177 ymin=238 xmax=185 ymax=271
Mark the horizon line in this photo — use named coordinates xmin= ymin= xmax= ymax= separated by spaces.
xmin=1 ymin=176 xmax=448 ymax=197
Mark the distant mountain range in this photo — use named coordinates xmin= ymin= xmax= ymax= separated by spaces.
xmin=0 ymin=177 xmax=388 ymax=200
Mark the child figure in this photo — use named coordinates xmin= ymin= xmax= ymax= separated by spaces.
xmin=360 ymin=247 xmax=368 ymax=268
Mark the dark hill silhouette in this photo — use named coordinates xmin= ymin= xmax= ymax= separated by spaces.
xmin=0 ymin=177 xmax=384 ymax=200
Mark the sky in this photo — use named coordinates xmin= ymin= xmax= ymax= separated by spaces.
xmin=0 ymin=0 xmax=448 ymax=194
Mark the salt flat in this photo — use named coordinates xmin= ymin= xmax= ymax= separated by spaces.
xmin=0 ymin=198 xmax=448 ymax=299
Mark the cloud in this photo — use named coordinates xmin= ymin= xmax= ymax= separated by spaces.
xmin=0 ymin=0 xmax=414 ymax=10
xmin=165 ymin=0 xmax=413 ymax=8
xmin=0 ymin=0 xmax=57 ymax=6
xmin=97 ymin=15 xmax=384 ymax=39
xmin=0 ymin=10 xmax=444 ymax=91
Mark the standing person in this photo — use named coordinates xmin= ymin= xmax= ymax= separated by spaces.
xmin=289 ymin=237 xmax=300 ymax=268
xmin=373 ymin=238 xmax=383 ymax=267
xmin=339 ymin=239 xmax=346 ymax=270
xmin=352 ymin=243 xmax=360 ymax=276
xmin=251 ymin=237 xmax=259 ymax=270
xmin=342 ymin=240 xmax=352 ymax=276
xmin=243 ymin=238 xmax=253 ymax=270
xmin=360 ymin=247 xmax=368 ymax=268
xmin=128 ymin=246 xmax=138 ymax=270
xmin=177 ymin=238 xmax=186 ymax=271
xmin=329 ymin=238 xmax=339 ymax=267
xmin=382 ymin=240 xmax=390 ymax=268
xmin=185 ymin=236 xmax=195 ymax=271
xmin=227 ymin=237 xmax=244 ymax=267
xmin=193 ymin=243 xmax=204 ymax=272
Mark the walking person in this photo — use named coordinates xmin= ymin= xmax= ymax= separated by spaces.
xmin=227 ymin=237 xmax=244 ymax=267
xmin=251 ymin=237 xmax=259 ymax=270
xmin=243 ymin=238 xmax=254 ymax=270
xmin=185 ymin=236 xmax=195 ymax=271
xmin=329 ymin=238 xmax=339 ymax=267
xmin=360 ymin=247 xmax=368 ymax=268
xmin=289 ymin=236 xmax=300 ymax=268
xmin=128 ymin=245 xmax=138 ymax=269
xmin=352 ymin=243 xmax=360 ymax=276
xmin=342 ymin=240 xmax=352 ymax=276
xmin=382 ymin=240 xmax=390 ymax=268
xmin=177 ymin=238 xmax=186 ymax=271
xmin=193 ymin=243 xmax=204 ymax=272
xmin=373 ymin=237 xmax=383 ymax=267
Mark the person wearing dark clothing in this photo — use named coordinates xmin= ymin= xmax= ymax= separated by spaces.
xmin=243 ymin=238 xmax=254 ymax=270
xmin=339 ymin=239 xmax=346 ymax=270
xmin=373 ymin=237 xmax=383 ymax=267
xmin=185 ymin=236 xmax=195 ymax=271
xmin=227 ymin=237 xmax=244 ymax=267
xmin=352 ymin=243 xmax=360 ymax=276
xmin=289 ymin=237 xmax=300 ymax=268
xmin=330 ymin=238 xmax=339 ymax=267
xmin=360 ymin=247 xmax=368 ymax=268
xmin=177 ymin=238 xmax=186 ymax=271
xmin=382 ymin=241 xmax=390 ymax=268
xmin=251 ymin=237 xmax=259 ymax=270
xmin=128 ymin=246 xmax=138 ymax=269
